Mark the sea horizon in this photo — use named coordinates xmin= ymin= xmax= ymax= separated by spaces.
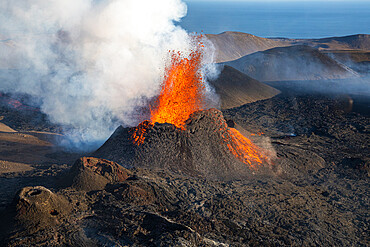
xmin=180 ymin=1 xmax=370 ymax=39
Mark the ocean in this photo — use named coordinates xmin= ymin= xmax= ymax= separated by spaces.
xmin=180 ymin=1 xmax=370 ymax=38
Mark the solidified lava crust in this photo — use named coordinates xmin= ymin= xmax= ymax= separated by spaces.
xmin=0 ymin=93 xmax=368 ymax=246
xmin=93 ymin=108 xmax=269 ymax=180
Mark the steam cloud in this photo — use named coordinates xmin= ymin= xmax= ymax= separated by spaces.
xmin=0 ymin=0 xmax=218 ymax=149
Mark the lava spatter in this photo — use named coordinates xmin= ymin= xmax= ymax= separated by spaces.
xmin=150 ymin=47 xmax=205 ymax=129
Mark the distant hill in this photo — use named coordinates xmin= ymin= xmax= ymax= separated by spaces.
xmin=323 ymin=50 xmax=370 ymax=74
xmin=206 ymin=32 xmax=290 ymax=63
xmin=225 ymin=45 xmax=359 ymax=82
xmin=324 ymin=50 xmax=370 ymax=63
xmin=209 ymin=65 xmax=280 ymax=109
xmin=207 ymin=32 xmax=370 ymax=63
xmin=292 ymin=34 xmax=370 ymax=51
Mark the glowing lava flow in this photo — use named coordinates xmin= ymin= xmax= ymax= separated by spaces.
xmin=227 ymin=128 xmax=266 ymax=168
xmin=131 ymin=120 xmax=152 ymax=146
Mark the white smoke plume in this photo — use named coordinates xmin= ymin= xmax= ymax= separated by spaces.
xmin=0 ymin=0 xmax=217 ymax=149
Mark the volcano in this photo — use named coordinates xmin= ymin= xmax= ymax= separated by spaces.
xmin=93 ymin=41 xmax=270 ymax=179
xmin=93 ymin=108 xmax=270 ymax=180
xmin=1 ymin=32 xmax=369 ymax=247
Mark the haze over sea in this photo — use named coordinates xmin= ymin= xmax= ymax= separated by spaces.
xmin=181 ymin=1 xmax=370 ymax=39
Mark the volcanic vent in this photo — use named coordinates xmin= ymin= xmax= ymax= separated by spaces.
xmin=94 ymin=39 xmax=270 ymax=179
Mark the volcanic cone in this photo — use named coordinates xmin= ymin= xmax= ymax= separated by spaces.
xmin=93 ymin=108 xmax=269 ymax=180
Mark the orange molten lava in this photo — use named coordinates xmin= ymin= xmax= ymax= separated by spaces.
xmin=150 ymin=48 xmax=205 ymax=129
xmin=227 ymin=128 xmax=267 ymax=169
xmin=131 ymin=120 xmax=152 ymax=145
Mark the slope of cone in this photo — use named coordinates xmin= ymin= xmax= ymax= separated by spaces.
xmin=93 ymin=109 xmax=269 ymax=180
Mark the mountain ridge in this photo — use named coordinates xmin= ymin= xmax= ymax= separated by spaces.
xmin=207 ymin=32 xmax=370 ymax=63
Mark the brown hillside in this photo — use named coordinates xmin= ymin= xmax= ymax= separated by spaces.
xmin=206 ymin=32 xmax=370 ymax=63
xmin=209 ymin=65 xmax=280 ymax=109
xmin=206 ymin=31 xmax=290 ymax=63
xmin=225 ymin=45 xmax=359 ymax=81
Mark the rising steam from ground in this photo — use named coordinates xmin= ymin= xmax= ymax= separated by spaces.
xmin=0 ymin=0 xmax=219 ymax=150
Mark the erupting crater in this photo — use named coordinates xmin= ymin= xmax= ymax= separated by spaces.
xmin=94 ymin=108 xmax=269 ymax=179
xmin=94 ymin=38 xmax=270 ymax=179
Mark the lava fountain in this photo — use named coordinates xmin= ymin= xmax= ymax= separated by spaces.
xmin=130 ymin=37 xmax=268 ymax=169
xmin=150 ymin=47 xmax=205 ymax=128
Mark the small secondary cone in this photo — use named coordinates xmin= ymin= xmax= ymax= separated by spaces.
xmin=62 ymin=157 xmax=132 ymax=191
xmin=94 ymin=108 xmax=270 ymax=180
xmin=208 ymin=65 xmax=280 ymax=109
xmin=13 ymin=186 xmax=71 ymax=232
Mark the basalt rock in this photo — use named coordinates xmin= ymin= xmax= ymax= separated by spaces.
xmin=93 ymin=108 xmax=269 ymax=180
xmin=12 ymin=186 xmax=71 ymax=232
xmin=61 ymin=157 xmax=132 ymax=191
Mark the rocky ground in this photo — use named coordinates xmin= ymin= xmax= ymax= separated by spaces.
xmin=0 ymin=82 xmax=368 ymax=246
